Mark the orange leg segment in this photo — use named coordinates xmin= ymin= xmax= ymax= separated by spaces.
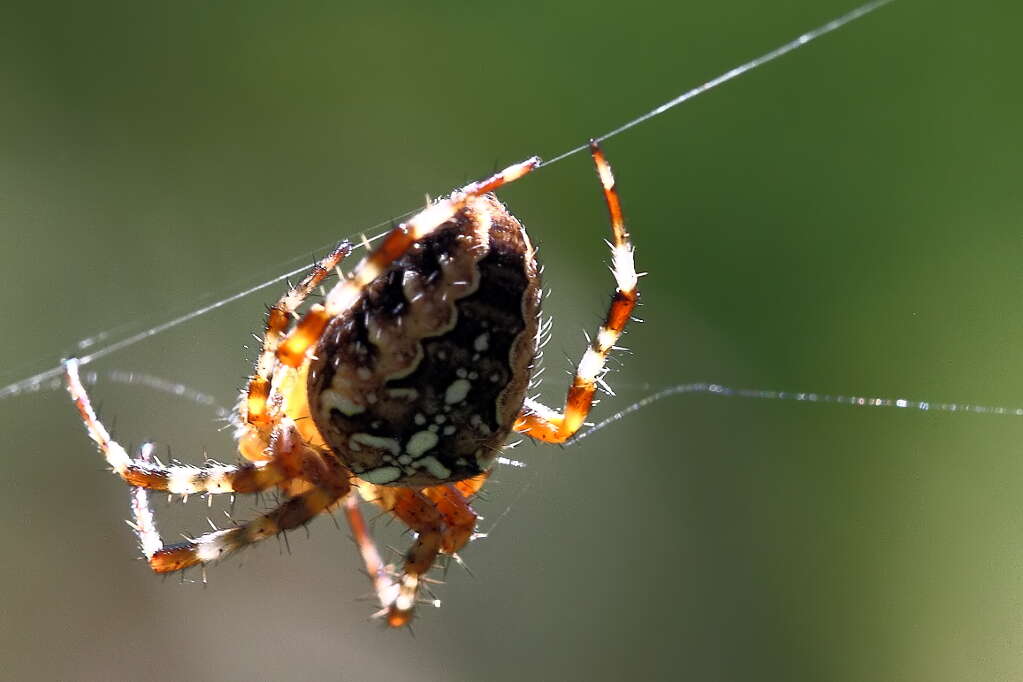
xmin=424 ymin=484 xmax=478 ymax=555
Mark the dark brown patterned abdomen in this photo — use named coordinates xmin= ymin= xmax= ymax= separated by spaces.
xmin=307 ymin=195 xmax=540 ymax=486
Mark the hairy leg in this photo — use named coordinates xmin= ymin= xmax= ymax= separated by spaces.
xmin=244 ymin=241 xmax=352 ymax=428
xmin=514 ymin=141 xmax=638 ymax=443
xmin=135 ymin=447 xmax=349 ymax=572
xmin=146 ymin=477 xmax=349 ymax=572
xmin=341 ymin=493 xmax=400 ymax=616
xmin=65 ymin=358 xmax=310 ymax=495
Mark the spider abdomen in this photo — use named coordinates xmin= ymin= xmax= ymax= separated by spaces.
xmin=308 ymin=195 xmax=541 ymax=487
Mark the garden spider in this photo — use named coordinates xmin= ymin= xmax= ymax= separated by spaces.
xmin=65 ymin=140 xmax=638 ymax=627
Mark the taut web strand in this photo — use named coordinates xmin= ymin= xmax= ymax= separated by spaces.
xmin=569 ymin=383 xmax=1023 ymax=446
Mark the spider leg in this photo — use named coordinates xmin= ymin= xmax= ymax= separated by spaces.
xmin=64 ymin=358 xmax=309 ymax=495
xmin=127 ymin=442 xmax=165 ymax=560
xmin=130 ymin=442 xmax=349 ymax=572
xmin=349 ymin=485 xmax=448 ymax=627
xmin=384 ymin=489 xmax=446 ymax=627
xmin=66 ymin=352 xmax=354 ymax=571
xmin=423 ymin=483 xmax=477 ymax=555
xmin=244 ymin=241 xmax=352 ymax=428
xmin=342 ymin=480 xmax=483 ymax=623
xmin=514 ymin=141 xmax=638 ymax=443
xmin=276 ymin=156 xmax=542 ymax=367
xmin=341 ymin=493 xmax=399 ymax=615
xmin=452 ymin=471 xmax=490 ymax=499
xmin=145 ymin=473 xmax=350 ymax=572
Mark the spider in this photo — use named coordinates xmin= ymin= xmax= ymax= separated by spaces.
xmin=64 ymin=140 xmax=639 ymax=627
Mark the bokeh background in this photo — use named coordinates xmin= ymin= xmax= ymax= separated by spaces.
xmin=3 ymin=1 xmax=1023 ymax=680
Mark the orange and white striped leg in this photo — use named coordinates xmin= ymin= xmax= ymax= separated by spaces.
xmin=514 ymin=141 xmax=639 ymax=443
xmin=65 ymin=358 xmax=312 ymax=495
xmin=142 ymin=468 xmax=350 ymax=573
xmin=123 ymin=421 xmax=348 ymax=571
xmin=276 ymin=156 xmax=542 ymax=367
xmin=360 ymin=488 xmax=446 ymax=627
xmin=341 ymin=494 xmax=400 ymax=617
xmin=244 ymin=241 xmax=352 ymax=427
xmin=345 ymin=482 xmax=479 ymax=625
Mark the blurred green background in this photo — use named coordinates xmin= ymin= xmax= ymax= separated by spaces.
xmin=3 ymin=1 xmax=1023 ymax=680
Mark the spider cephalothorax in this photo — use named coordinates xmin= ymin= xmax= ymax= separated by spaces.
xmin=66 ymin=141 xmax=638 ymax=627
